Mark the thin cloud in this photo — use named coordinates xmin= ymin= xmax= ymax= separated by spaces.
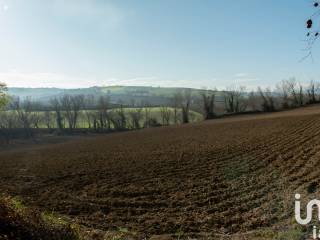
xmin=0 ymin=72 xmax=218 ymax=90
xmin=233 ymin=73 xmax=249 ymax=78
xmin=0 ymin=71 xmax=159 ymax=89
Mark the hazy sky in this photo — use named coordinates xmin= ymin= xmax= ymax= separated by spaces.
xmin=0 ymin=0 xmax=319 ymax=89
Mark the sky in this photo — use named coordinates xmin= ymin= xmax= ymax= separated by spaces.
xmin=0 ymin=0 xmax=319 ymax=89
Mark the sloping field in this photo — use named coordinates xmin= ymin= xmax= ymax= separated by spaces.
xmin=1 ymin=106 xmax=320 ymax=238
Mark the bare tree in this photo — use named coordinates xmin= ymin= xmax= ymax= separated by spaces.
xmin=118 ymin=104 xmax=127 ymax=130
xmin=276 ymin=80 xmax=290 ymax=109
xmin=258 ymin=87 xmax=275 ymax=112
xmin=284 ymin=78 xmax=304 ymax=107
xmin=83 ymin=95 xmax=95 ymax=129
xmin=11 ymin=97 xmax=34 ymax=138
xmin=30 ymin=111 xmax=42 ymax=129
xmin=129 ymin=108 xmax=142 ymax=129
xmin=110 ymin=104 xmax=127 ymax=130
xmin=97 ymin=95 xmax=110 ymax=130
xmin=286 ymin=79 xmax=299 ymax=106
xmin=224 ymin=86 xmax=248 ymax=113
xmin=172 ymin=92 xmax=182 ymax=124
xmin=50 ymin=97 xmax=64 ymax=132
xmin=43 ymin=111 xmax=54 ymax=129
xmin=90 ymin=111 xmax=100 ymax=132
xmin=85 ymin=111 xmax=98 ymax=130
xmin=201 ymin=90 xmax=215 ymax=120
xmin=307 ymin=80 xmax=319 ymax=104
xmin=247 ymin=91 xmax=260 ymax=111
xmin=160 ymin=106 xmax=171 ymax=125
xmin=298 ymin=83 xmax=304 ymax=106
xmin=61 ymin=94 xmax=84 ymax=130
xmin=0 ymin=112 xmax=18 ymax=129
xmin=142 ymin=101 xmax=151 ymax=128
xmin=181 ymin=89 xmax=192 ymax=124
xmin=24 ymin=100 xmax=43 ymax=129
xmin=0 ymin=111 xmax=19 ymax=144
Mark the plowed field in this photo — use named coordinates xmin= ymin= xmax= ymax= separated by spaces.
xmin=1 ymin=106 xmax=320 ymax=238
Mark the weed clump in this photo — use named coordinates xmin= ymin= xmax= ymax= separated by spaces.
xmin=0 ymin=196 xmax=80 ymax=240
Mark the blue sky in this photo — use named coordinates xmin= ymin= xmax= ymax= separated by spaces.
xmin=0 ymin=0 xmax=318 ymax=89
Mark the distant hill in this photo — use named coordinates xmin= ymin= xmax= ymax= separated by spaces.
xmin=8 ymin=86 xmax=224 ymax=106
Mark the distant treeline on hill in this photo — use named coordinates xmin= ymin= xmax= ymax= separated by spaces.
xmin=7 ymin=86 xmax=225 ymax=107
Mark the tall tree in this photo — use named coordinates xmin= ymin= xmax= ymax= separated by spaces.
xmin=172 ymin=92 xmax=182 ymax=124
xmin=181 ymin=89 xmax=192 ymax=124
xmin=224 ymin=86 xmax=247 ymax=113
xmin=60 ymin=94 xmax=85 ymax=130
xmin=50 ymin=97 xmax=65 ymax=131
xmin=97 ymin=95 xmax=110 ymax=130
xmin=201 ymin=90 xmax=215 ymax=120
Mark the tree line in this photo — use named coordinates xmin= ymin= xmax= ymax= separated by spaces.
xmin=221 ymin=79 xmax=320 ymax=114
xmin=0 ymin=86 xmax=201 ymax=143
xmin=1 ymin=78 xmax=320 ymax=144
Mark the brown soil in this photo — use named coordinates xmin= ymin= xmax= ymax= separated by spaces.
xmin=1 ymin=105 xmax=320 ymax=237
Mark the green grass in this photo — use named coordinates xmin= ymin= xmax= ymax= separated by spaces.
xmin=0 ymin=197 xmax=308 ymax=240
xmin=0 ymin=196 xmax=80 ymax=240
xmin=275 ymin=230 xmax=305 ymax=240
xmin=41 ymin=211 xmax=70 ymax=226
xmin=207 ymin=229 xmax=306 ymax=240
xmin=10 ymin=197 xmax=26 ymax=212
